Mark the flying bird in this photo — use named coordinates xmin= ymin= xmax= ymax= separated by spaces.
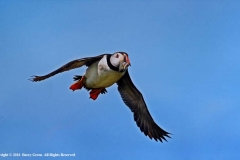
xmin=30 ymin=52 xmax=171 ymax=142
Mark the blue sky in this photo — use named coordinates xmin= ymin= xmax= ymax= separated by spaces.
xmin=1 ymin=0 xmax=240 ymax=159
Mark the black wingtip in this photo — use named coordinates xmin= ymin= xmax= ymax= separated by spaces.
xmin=28 ymin=75 xmax=43 ymax=82
xmin=28 ymin=75 xmax=37 ymax=82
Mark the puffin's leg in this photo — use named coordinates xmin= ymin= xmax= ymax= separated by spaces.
xmin=69 ymin=75 xmax=85 ymax=91
xmin=89 ymin=88 xmax=104 ymax=100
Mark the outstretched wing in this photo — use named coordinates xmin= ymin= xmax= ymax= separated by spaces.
xmin=117 ymin=70 xmax=171 ymax=142
xmin=30 ymin=54 xmax=105 ymax=82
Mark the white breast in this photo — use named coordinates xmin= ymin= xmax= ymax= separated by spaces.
xmin=84 ymin=55 xmax=125 ymax=88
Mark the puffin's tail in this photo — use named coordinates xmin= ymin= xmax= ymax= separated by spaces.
xmin=73 ymin=75 xmax=82 ymax=81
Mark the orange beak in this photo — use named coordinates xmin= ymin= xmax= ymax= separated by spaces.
xmin=124 ymin=55 xmax=131 ymax=66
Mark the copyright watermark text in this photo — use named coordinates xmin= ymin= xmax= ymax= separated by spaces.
xmin=0 ymin=153 xmax=76 ymax=158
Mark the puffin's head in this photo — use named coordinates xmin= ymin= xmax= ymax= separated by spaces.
xmin=110 ymin=52 xmax=131 ymax=72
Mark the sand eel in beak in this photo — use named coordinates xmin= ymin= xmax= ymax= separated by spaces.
xmin=30 ymin=51 xmax=171 ymax=142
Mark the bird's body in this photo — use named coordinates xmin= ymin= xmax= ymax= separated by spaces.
xmin=84 ymin=55 xmax=125 ymax=89
xmin=30 ymin=52 xmax=171 ymax=142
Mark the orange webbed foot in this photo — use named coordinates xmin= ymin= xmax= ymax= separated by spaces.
xmin=89 ymin=88 xmax=104 ymax=100
xmin=70 ymin=76 xmax=85 ymax=91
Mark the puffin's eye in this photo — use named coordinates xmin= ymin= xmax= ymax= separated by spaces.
xmin=116 ymin=54 xmax=119 ymax=58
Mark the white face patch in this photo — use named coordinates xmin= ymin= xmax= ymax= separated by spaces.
xmin=110 ymin=53 xmax=124 ymax=67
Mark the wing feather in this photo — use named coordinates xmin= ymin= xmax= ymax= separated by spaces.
xmin=117 ymin=70 xmax=171 ymax=142
xmin=30 ymin=54 xmax=105 ymax=82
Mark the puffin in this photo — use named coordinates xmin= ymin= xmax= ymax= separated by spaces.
xmin=30 ymin=52 xmax=171 ymax=142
